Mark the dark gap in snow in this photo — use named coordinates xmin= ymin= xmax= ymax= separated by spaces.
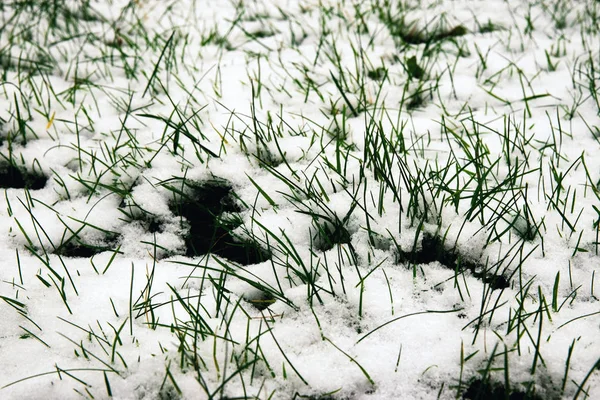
xmin=403 ymin=25 xmax=467 ymax=45
xmin=168 ymin=179 xmax=270 ymax=265
xmin=244 ymin=291 xmax=276 ymax=311
xmin=53 ymin=234 xmax=121 ymax=258
xmin=291 ymin=393 xmax=347 ymax=400
xmin=146 ymin=218 xmax=163 ymax=233
xmin=406 ymin=89 xmax=428 ymax=110
xmin=0 ymin=163 xmax=47 ymax=189
xmin=405 ymin=56 xmax=426 ymax=80
xmin=463 ymin=378 xmax=544 ymax=400
xmin=253 ymin=143 xmax=283 ymax=169
xmin=478 ymin=20 xmax=504 ymax=34
xmin=311 ymin=216 xmax=354 ymax=253
xmin=245 ymin=29 xmax=276 ymax=39
xmin=125 ymin=211 xmax=164 ymax=234
xmin=0 ymin=55 xmax=54 ymax=75
xmin=396 ymin=234 xmax=509 ymax=290
xmin=431 ymin=25 xmax=468 ymax=42
xmin=382 ymin=14 xmax=468 ymax=46
xmin=0 ymin=118 xmax=5 ymax=145
xmin=158 ymin=387 xmax=179 ymax=400
xmin=367 ymin=67 xmax=387 ymax=81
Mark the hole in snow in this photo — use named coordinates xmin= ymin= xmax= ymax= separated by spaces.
xmin=311 ymin=212 xmax=356 ymax=253
xmin=0 ymin=163 xmax=47 ymax=189
xmin=244 ymin=291 xmax=276 ymax=311
xmin=463 ymin=378 xmax=544 ymax=400
xmin=395 ymin=234 xmax=510 ymax=290
xmin=167 ymin=178 xmax=270 ymax=265
xmin=53 ymin=235 xmax=120 ymax=258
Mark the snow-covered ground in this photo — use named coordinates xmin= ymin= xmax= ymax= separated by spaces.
xmin=1 ymin=0 xmax=599 ymax=398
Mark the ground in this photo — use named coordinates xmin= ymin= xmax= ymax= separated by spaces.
xmin=0 ymin=0 xmax=599 ymax=399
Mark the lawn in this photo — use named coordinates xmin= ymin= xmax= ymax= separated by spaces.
xmin=1 ymin=0 xmax=599 ymax=399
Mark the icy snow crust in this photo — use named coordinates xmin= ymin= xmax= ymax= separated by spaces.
xmin=0 ymin=0 xmax=599 ymax=399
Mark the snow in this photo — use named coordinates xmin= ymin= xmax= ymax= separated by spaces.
xmin=1 ymin=0 xmax=600 ymax=399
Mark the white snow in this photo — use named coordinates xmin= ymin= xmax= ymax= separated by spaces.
xmin=1 ymin=0 xmax=600 ymax=399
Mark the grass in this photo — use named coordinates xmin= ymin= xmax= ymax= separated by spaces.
xmin=0 ymin=0 xmax=600 ymax=399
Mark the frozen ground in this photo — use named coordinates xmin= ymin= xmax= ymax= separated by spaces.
xmin=1 ymin=0 xmax=599 ymax=399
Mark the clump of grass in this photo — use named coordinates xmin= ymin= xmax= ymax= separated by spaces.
xmin=0 ymin=48 xmax=56 ymax=77
xmin=165 ymin=178 xmax=270 ymax=265
xmin=245 ymin=29 xmax=276 ymax=39
xmin=405 ymin=56 xmax=426 ymax=80
xmin=478 ymin=20 xmax=504 ymax=34
xmin=434 ymin=25 xmax=468 ymax=42
xmin=377 ymin=7 xmax=468 ymax=47
xmin=367 ymin=67 xmax=387 ymax=81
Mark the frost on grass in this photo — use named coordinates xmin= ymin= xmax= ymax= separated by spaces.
xmin=1 ymin=0 xmax=600 ymax=399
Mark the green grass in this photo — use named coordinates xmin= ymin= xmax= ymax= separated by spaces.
xmin=1 ymin=0 xmax=600 ymax=399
